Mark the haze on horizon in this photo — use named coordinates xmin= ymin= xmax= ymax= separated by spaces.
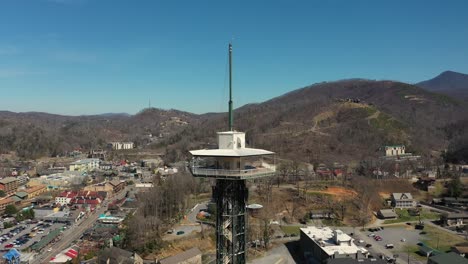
xmin=1 ymin=0 xmax=467 ymax=115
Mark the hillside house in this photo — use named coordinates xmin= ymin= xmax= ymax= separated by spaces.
xmin=391 ymin=193 xmax=416 ymax=208
xmin=384 ymin=145 xmax=405 ymax=157
xmin=109 ymin=142 xmax=134 ymax=150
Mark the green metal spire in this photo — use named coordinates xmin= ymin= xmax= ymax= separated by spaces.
xmin=228 ymin=43 xmax=233 ymax=131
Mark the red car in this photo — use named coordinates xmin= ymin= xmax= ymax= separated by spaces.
xmin=374 ymin=236 xmax=382 ymax=241
xmin=5 ymin=244 xmax=13 ymax=248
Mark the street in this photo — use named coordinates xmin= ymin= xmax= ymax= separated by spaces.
xmin=32 ymin=187 xmax=129 ymax=264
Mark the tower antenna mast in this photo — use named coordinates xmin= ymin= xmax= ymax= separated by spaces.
xmin=228 ymin=43 xmax=233 ymax=131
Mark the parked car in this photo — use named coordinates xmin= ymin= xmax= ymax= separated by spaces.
xmin=385 ymin=244 xmax=394 ymax=249
xmin=368 ymin=233 xmax=375 ymax=237
xmin=176 ymin=231 xmax=185 ymax=235
xmin=365 ymin=244 xmax=372 ymax=248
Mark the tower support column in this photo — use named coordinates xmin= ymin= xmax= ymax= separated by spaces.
xmin=214 ymin=179 xmax=248 ymax=264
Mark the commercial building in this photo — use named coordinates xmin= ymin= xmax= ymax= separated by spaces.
xmin=391 ymin=193 xmax=416 ymax=208
xmin=55 ymin=191 xmax=78 ymax=205
xmin=24 ymin=185 xmax=47 ymax=198
xmin=69 ymin=158 xmax=100 ymax=172
xmin=29 ymin=172 xmax=84 ymax=190
xmin=300 ymin=226 xmax=368 ymax=263
xmin=0 ymin=177 xmax=18 ymax=195
xmin=441 ymin=212 xmax=468 ymax=227
xmin=83 ymin=180 xmax=125 ymax=197
xmin=0 ymin=197 xmax=14 ymax=212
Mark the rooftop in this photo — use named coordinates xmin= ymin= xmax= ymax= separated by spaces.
xmin=70 ymin=158 xmax=100 ymax=165
xmin=391 ymin=192 xmax=413 ymax=200
xmin=190 ymin=148 xmax=274 ymax=157
xmin=300 ymin=226 xmax=367 ymax=257
xmin=428 ymin=252 xmax=468 ymax=264
xmin=0 ymin=177 xmax=17 ymax=184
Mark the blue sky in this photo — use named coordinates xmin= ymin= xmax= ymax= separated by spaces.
xmin=1 ymin=0 xmax=467 ymax=115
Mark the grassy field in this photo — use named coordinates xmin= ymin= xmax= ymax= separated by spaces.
xmin=402 ymin=225 xmax=465 ymax=260
xmin=280 ymin=225 xmax=301 ymax=235
xmin=383 ymin=209 xmax=440 ymax=224
xmin=420 ymin=225 xmax=465 ymax=252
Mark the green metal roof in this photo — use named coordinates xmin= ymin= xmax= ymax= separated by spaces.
xmin=15 ymin=191 xmax=28 ymax=198
xmin=429 ymin=252 xmax=468 ymax=264
xmin=31 ymin=228 xmax=61 ymax=251
xmin=11 ymin=196 xmax=23 ymax=202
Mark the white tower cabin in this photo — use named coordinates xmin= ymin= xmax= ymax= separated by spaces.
xmin=190 ymin=131 xmax=276 ymax=180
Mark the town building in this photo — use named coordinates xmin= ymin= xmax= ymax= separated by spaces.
xmin=109 ymin=142 xmax=135 ymax=150
xmin=0 ymin=177 xmax=18 ymax=195
xmin=440 ymin=212 xmax=468 ymax=227
xmin=377 ymin=209 xmax=398 ymax=219
xmin=29 ymin=172 xmax=83 ymax=190
xmin=83 ymin=180 xmax=125 ymax=197
xmin=300 ymin=226 xmax=368 ymax=263
xmin=427 ymin=252 xmax=468 ymax=264
xmin=391 ymin=193 xmax=416 ymax=208
xmin=24 ymin=185 xmax=47 ymax=198
xmin=69 ymin=158 xmax=100 ymax=172
xmin=0 ymin=197 xmax=14 ymax=212
xmin=55 ymin=191 xmax=78 ymax=205
xmin=159 ymin=247 xmax=202 ymax=264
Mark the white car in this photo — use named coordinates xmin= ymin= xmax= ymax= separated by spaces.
xmin=401 ymin=238 xmax=406 ymax=242
xmin=358 ymin=239 xmax=364 ymax=243
xmin=368 ymin=233 xmax=375 ymax=237
xmin=47 ymin=248 xmax=52 ymax=252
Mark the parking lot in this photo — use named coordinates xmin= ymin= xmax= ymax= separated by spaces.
xmin=0 ymin=220 xmax=66 ymax=252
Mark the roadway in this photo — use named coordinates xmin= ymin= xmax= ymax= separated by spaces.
xmin=32 ymin=187 xmax=129 ymax=264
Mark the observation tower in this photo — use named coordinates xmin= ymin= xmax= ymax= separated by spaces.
xmin=189 ymin=44 xmax=276 ymax=264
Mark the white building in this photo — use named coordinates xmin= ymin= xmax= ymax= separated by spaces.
xmin=391 ymin=193 xmax=416 ymax=208
xmin=69 ymin=158 xmax=100 ymax=172
xmin=110 ymin=142 xmax=134 ymax=150
xmin=300 ymin=226 xmax=368 ymax=263
xmin=384 ymin=145 xmax=405 ymax=157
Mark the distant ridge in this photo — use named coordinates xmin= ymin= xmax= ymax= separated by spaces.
xmin=417 ymin=71 xmax=468 ymax=100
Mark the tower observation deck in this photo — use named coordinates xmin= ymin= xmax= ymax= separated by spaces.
xmin=188 ymin=44 xmax=276 ymax=264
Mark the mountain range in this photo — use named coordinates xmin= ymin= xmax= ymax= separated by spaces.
xmin=417 ymin=70 xmax=468 ymax=100
xmin=1 ymin=71 xmax=468 ymax=164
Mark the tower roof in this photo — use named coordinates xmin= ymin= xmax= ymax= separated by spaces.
xmin=189 ymin=148 xmax=274 ymax=157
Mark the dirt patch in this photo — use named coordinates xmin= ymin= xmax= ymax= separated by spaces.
xmin=378 ymin=192 xmax=390 ymax=198
xmin=310 ymin=186 xmax=357 ymax=200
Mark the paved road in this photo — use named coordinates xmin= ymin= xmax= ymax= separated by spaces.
xmin=32 ymin=187 xmax=129 ymax=264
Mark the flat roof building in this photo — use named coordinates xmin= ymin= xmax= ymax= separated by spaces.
xmin=300 ymin=226 xmax=368 ymax=264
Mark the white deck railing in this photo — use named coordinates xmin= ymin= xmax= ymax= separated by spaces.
xmin=190 ymin=165 xmax=276 ymax=178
